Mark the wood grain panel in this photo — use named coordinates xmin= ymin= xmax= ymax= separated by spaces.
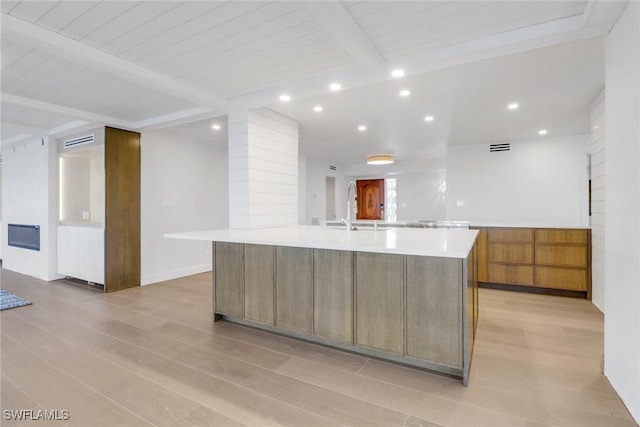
xmin=214 ymin=242 xmax=244 ymax=317
xmin=535 ymin=245 xmax=587 ymax=268
xmin=313 ymin=249 xmax=353 ymax=344
xmin=355 ymin=252 xmax=403 ymax=354
xmin=535 ymin=229 xmax=588 ymax=244
xmin=487 ymin=264 xmax=534 ymax=286
xmin=104 ymin=127 xmax=140 ymax=292
xmin=487 ymin=228 xmax=534 ymax=243
xmin=535 ymin=267 xmax=587 ymax=291
xmin=488 ymin=242 xmax=534 ymax=264
xmin=244 ymin=244 xmax=274 ymax=325
xmin=406 ymin=256 xmax=462 ymax=367
xmin=276 ymin=246 xmax=313 ymax=333
xmin=475 ymin=228 xmax=488 ymax=282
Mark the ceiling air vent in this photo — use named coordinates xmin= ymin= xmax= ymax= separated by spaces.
xmin=329 ymin=165 xmax=337 ymax=171
xmin=489 ymin=143 xmax=510 ymax=153
xmin=64 ymin=134 xmax=94 ymax=149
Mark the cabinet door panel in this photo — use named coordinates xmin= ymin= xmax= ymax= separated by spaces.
xmin=535 ymin=229 xmax=587 ymax=244
xmin=215 ymin=242 xmax=244 ymax=317
xmin=355 ymin=252 xmax=403 ymax=354
xmin=487 ymin=228 xmax=534 ymax=242
xmin=406 ymin=256 xmax=462 ymax=367
xmin=488 ymin=263 xmax=534 ymax=286
xmin=535 ymin=245 xmax=587 ymax=268
xmin=488 ymin=242 xmax=534 ymax=264
xmin=535 ymin=267 xmax=587 ymax=291
xmin=244 ymin=244 xmax=274 ymax=324
xmin=475 ymin=228 xmax=488 ymax=282
xmin=276 ymin=246 xmax=313 ymax=333
xmin=313 ymin=249 xmax=353 ymax=343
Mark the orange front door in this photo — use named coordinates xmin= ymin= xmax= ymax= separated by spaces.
xmin=356 ymin=179 xmax=384 ymax=220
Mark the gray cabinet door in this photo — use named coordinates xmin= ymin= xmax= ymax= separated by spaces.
xmin=276 ymin=246 xmax=313 ymax=333
xmin=313 ymin=249 xmax=353 ymax=343
xmin=406 ymin=256 xmax=462 ymax=368
xmin=244 ymin=244 xmax=274 ymax=324
xmin=214 ymin=242 xmax=244 ymax=317
xmin=355 ymin=252 xmax=403 ymax=354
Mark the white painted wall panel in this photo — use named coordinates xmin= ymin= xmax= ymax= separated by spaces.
xmin=590 ymin=87 xmax=606 ymax=311
xmin=603 ymin=2 xmax=640 ymax=423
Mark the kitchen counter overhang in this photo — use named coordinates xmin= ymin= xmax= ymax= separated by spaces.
xmin=166 ymin=226 xmax=479 ymax=385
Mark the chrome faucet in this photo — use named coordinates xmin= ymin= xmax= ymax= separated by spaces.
xmin=344 ymin=181 xmax=357 ymax=230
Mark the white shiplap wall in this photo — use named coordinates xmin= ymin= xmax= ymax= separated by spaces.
xmin=228 ymin=108 xmax=298 ymax=229
xmin=590 ymin=88 xmax=605 ymax=312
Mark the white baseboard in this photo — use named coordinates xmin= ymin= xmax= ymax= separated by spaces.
xmin=142 ymin=264 xmax=211 ymax=286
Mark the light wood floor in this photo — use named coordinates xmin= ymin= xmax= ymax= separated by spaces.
xmin=1 ymin=268 xmax=636 ymax=427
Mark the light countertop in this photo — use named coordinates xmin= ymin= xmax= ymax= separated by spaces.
xmin=165 ymin=225 xmax=478 ymax=259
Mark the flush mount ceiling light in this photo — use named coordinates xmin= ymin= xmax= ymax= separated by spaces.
xmin=507 ymin=102 xmax=519 ymax=110
xmin=279 ymin=94 xmax=291 ymax=102
xmin=358 ymin=125 xmax=367 ymax=131
xmin=366 ymin=154 xmax=395 ymax=165
xmin=424 ymin=115 xmax=435 ymax=122
xmin=329 ymin=83 xmax=342 ymax=91
xmin=313 ymin=105 xmax=323 ymax=112
xmin=211 ymin=124 xmax=221 ymax=130
xmin=391 ymin=69 xmax=405 ymax=78
xmin=399 ymin=89 xmax=411 ymax=97
xmin=538 ymin=129 xmax=548 ymax=135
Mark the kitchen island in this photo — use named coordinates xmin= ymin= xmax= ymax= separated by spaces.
xmin=167 ymin=226 xmax=479 ymax=384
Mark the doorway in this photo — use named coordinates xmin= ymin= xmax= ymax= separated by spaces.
xmin=325 ymin=176 xmax=336 ymax=220
xmin=356 ymin=179 xmax=384 ymax=220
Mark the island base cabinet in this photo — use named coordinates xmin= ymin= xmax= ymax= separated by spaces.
xmin=214 ymin=242 xmax=244 ymax=317
xmin=276 ymin=246 xmax=313 ymax=333
xmin=406 ymin=256 xmax=463 ymax=368
xmin=244 ymin=244 xmax=274 ymax=324
xmin=355 ymin=252 xmax=403 ymax=354
xmin=313 ymin=249 xmax=354 ymax=344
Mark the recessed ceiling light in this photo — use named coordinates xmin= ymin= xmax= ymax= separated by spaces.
xmin=399 ymin=89 xmax=411 ymax=97
xmin=391 ymin=69 xmax=405 ymax=78
xmin=508 ymin=102 xmax=519 ymax=110
xmin=313 ymin=105 xmax=323 ymax=112
xmin=424 ymin=115 xmax=434 ymax=122
xmin=279 ymin=94 xmax=291 ymax=102
xmin=329 ymin=83 xmax=342 ymax=91
xmin=358 ymin=125 xmax=367 ymax=131
xmin=211 ymin=124 xmax=221 ymax=130
xmin=538 ymin=129 xmax=548 ymax=135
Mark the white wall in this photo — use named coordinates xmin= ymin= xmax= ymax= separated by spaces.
xmin=228 ymin=108 xmax=298 ymax=229
xmin=2 ymin=137 xmax=61 ymax=281
xmin=446 ymin=136 xmax=590 ymax=226
xmin=140 ymin=131 xmax=228 ymax=285
xmin=604 ymin=2 xmax=640 ymax=423
xmin=303 ymin=158 xmax=343 ymax=224
xmin=590 ymin=88 xmax=606 ymax=312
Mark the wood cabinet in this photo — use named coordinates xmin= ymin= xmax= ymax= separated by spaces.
xmin=477 ymin=227 xmax=590 ymax=295
xmin=313 ymin=249 xmax=353 ymax=343
xmin=355 ymin=252 xmax=403 ymax=354
xmin=244 ymin=244 xmax=274 ymax=324
xmin=276 ymin=246 xmax=313 ymax=333
xmin=214 ymin=242 xmax=244 ymax=317
xmin=406 ymin=256 xmax=462 ymax=367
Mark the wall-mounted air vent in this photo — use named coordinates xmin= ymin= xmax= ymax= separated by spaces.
xmin=64 ymin=134 xmax=94 ymax=149
xmin=489 ymin=143 xmax=510 ymax=152
xmin=329 ymin=165 xmax=337 ymax=171
xmin=0 ymin=154 xmax=3 ymax=165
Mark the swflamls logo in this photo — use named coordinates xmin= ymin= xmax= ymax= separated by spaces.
xmin=3 ymin=409 xmax=70 ymax=421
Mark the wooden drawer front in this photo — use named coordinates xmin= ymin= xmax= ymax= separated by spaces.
xmin=488 ymin=264 xmax=534 ymax=286
xmin=535 ymin=267 xmax=587 ymax=291
xmin=488 ymin=228 xmax=534 ymax=243
xmin=535 ymin=245 xmax=587 ymax=268
xmin=535 ymin=229 xmax=587 ymax=244
xmin=488 ymin=242 xmax=533 ymax=264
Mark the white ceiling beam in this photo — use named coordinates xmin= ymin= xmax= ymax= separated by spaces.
xmin=1 ymin=120 xmax=49 ymax=137
xmin=582 ymin=0 xmax=628 ymax=27
xmin=134 ymin=106 xmax=226 ymax=131
xmin=297 ymin=1 xmax=388 ymax=78
xmin=2 ymin=92 xmax=135 ymax=129
xmin=1 ymin=14 xmax=226 ymax=110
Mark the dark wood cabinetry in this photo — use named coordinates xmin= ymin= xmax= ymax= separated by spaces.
xmin=474 ymin=226 xmax=591 ymax=297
